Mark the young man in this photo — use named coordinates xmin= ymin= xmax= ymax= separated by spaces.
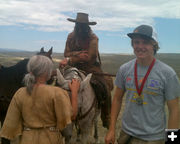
xmin=59 ymin=12 xmax=112 ymax=128
xmin=105 ymin=25 xmax=180 ymax=144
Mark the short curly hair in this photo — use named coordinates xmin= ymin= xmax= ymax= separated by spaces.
xmin=131 ymin=36 xmax=160 ymax=55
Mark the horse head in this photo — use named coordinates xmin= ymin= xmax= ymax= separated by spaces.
xmin=0 ymin=47 xmax=54 ymax=102
xmin=37 ymin=47 xmax=53 ymax=60
xmin=56 ymin=66 xmax=92 ymax=92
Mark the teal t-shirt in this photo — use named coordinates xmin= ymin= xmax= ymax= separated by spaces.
xmin=115 ymin=59 xmax=180 ymax=141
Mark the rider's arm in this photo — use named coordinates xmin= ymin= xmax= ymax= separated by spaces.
xmin=81 ymin=35 xmax=98 ymax=63
xmin=64 ymin=33 xmax=98 ymax=65
xmin=64 ymin=33 xmax=81 ymax=58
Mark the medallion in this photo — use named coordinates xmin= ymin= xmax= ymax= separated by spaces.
xmin=136 ymin=97 xmax=143 ymax=105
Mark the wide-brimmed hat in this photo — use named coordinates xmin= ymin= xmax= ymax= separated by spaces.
xmin=67 ymin=12 xmax=97 ymax=25
xmin=127 ymin=25 xmax=157 ymax=42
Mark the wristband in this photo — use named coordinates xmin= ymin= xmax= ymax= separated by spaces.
xmin=66 ymin=57 xmax=70 ymax=62
xmin=66 ymin=57 xmax=71 ymax=65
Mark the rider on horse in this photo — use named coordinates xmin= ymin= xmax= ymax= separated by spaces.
xmin=60 ymin=12 xmax=112 ymax=128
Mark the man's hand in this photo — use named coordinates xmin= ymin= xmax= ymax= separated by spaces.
xmin=78 ymin=51 xmax=88 ymax=60
xmin=105 ymin=130 xmax=115 ymax=144
xmin=59 ymin=58 xmax=69 ymax=68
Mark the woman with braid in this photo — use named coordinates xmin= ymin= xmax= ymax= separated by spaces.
xmin=0 ymin=55 xmax=80 ymax=144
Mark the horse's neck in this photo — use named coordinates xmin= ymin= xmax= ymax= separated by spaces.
xmin=14 ymin=59 xmax=29 ymax=71
xmin=60 ymin=69 xmax=83 ymax=91
xmin=62 ymin=68 xmax=96 ymax=115
xmin=0 ymin=59 xmax=29 ymax=86
xmin=64 ymin=67 xmax=84 ymax=81
xmin=13 ymin=59 xmax=29 ymax=83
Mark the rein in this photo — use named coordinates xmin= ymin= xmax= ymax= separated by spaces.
xmin=93 ymin=72 xmax=116 ymax=77
xmin=77 ymin=94 xmax=96 ymax=120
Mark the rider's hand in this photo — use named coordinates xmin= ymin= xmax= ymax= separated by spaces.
xmin=105 ymin=130 xmax=115 ymax=144
xmin=78 ymin=52 xmax=88 ymax=60
xmin=59 ymin=58 xmax=69 ymax=68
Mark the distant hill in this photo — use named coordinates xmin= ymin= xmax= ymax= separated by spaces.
xmin=0 ymin=50 xmax=179 ymax=78
xmin=100 ymin=53 xmax=180 ymax=78
xmin=0 ymin=48 xmax=27 ymax=52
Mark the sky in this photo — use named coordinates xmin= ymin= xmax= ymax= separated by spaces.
xmin=0 ymin=0 xmax=180 ymax=54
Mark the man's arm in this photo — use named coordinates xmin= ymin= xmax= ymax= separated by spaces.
xmin=83 ymin=36 xmax=98 ymax=63
xmin=64 ymin=36 xmax=81 ymax=58
xmin=64 ymin=34 xmax=98 ymax=64
xmin=109 ymin=87 xmax=125 ymax=131
xmin=167 ymin=97 xmax=179 ymax=129
xmin=105 ymin=87 xmax=125 ymax=144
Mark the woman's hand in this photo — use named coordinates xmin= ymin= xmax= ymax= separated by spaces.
xmin=69 ymin=79 xmax=80 ymax=120
xmin=69 ymin=79 xmax=80 ymax=94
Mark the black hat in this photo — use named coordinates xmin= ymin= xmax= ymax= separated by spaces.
xmin=67 ymin=12 xmax=97 ymax=25
xmin=127 ymin=25 xmax=157 ymax=42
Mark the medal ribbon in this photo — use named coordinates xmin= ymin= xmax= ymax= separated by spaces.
xmin=134 ymin=58 xmax=156 ymax=96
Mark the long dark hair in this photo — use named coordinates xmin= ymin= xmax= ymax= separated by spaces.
xmin=74 ymin=23 xmax=91 ymax=39
xmin=70 ymin=23 xmax=92 ymax=51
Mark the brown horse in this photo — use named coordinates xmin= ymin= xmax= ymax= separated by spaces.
xmin=0 ymin=47 xmax=53 ymax=144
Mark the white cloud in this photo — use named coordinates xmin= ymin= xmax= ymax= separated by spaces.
xmin=105 ymin=33 xmax=128 ymax=38
xmin=0 ymin=0 xmax=179 ymax=32
xmin=34 ymin=40 xmax=61 ymax=45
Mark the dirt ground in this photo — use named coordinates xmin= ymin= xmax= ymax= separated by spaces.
xmin=96 ymin=95 xmax=126 ymax=144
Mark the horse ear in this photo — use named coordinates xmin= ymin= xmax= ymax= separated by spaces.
xmin=56 ymin=68 xmax=66 ymax=86
xmin=40 ymin=47 xmax=44 ymax=52
xmin=48 ymin=47 xmax=53 ymax=55
xmin=80 ymin=73 xmax=92 ymax=91
xmin=56 ymin=68 xmax=71 ymax=90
